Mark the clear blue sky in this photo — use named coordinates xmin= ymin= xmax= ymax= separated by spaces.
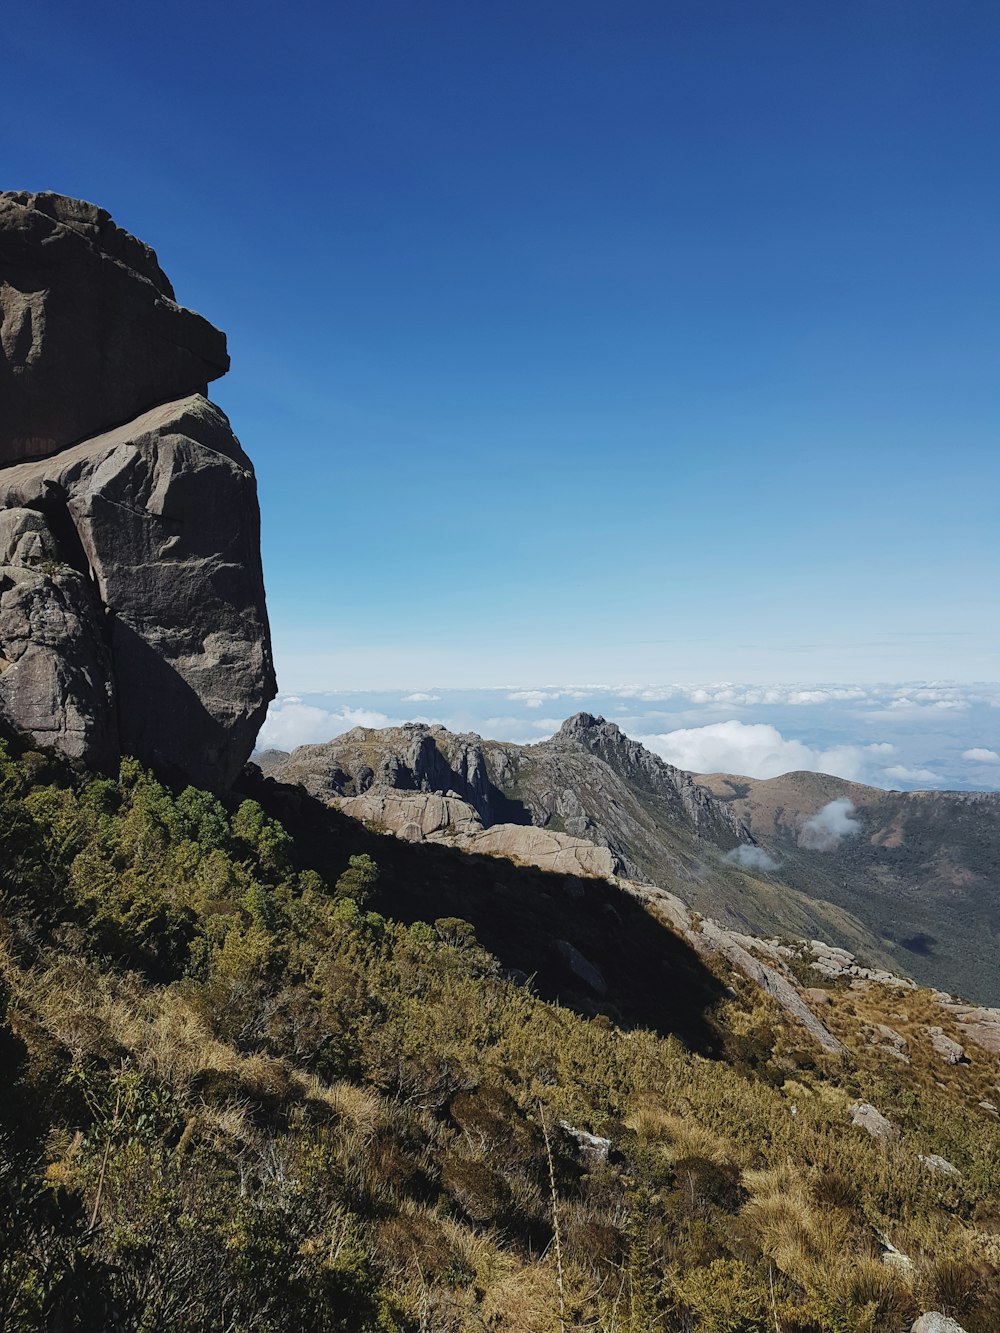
xmin=6 ymin=0 xmax=998 ymax=688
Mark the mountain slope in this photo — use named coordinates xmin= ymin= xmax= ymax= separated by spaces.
xmin=698 ymin=771 xmax=1000 ymax=1003
xmin=263 ymin=717 xmax=907 ymax=975
xmin=3 ymin=730 xmax=999 ymax=1331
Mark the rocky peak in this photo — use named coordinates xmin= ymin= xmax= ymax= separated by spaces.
xmin=0 ymin=193 xmax=274 ymax=787
xmin=549 ymin=712 xmax=750 ymax=846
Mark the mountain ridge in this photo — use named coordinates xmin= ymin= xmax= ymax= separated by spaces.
xmin=262 ymin=714 xmax=1000 ymax=1003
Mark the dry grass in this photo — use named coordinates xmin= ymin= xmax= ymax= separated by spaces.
xmin=626 ymin=1095 xmax=734 ymax=1166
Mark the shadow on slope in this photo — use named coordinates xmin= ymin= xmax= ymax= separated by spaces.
xmin=240 ymin=768 xmax=728 ymax=1057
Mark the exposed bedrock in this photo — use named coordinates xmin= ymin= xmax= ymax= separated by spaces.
xmin=0 ymin=506 xmax=117 ymax=768
xmin=0 ymin=191 xmax=228 ymax=465
xmin=0 ymin=193 xmax=275 ymax=787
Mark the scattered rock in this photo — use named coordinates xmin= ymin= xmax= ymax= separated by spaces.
xmin=977 ymin=1100 xmax=998 ymax=1118
xmin=804 ymin=987 xmax=832 ymax=1006
xmin=925 ymin=1027 xmax=967 ymax=1065
xmin=552 ymin=940 xmax=607 ymax=996
xmin=879 ymin=1233 xmax=914 ymax=1278
xmin=918 ymin=1153 xmax=960 ymax=1177
xmin=559 ymin=1122 xmax=612 ymax=1167
xmin=850 ymin=1101 xmax=895 ymax=1142
xmin=911 ymin=1314 xmax=969 ymax=1333
xmin=871 ymin=1023 xmax=910 ymax=1060
xmin=695 ymin=920 xmax=843 ymax=1054
xmin=933 ymin=998 xmax=1000 ymax=1055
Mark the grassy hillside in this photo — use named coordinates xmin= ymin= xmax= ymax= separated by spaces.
xmin=1 ymin=734 xmax=998 ymax=1331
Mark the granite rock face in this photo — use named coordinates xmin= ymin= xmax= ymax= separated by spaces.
xmin=0 ymin=506 xmax=116 ymax=768
xmin=0 ymin=194 xmax=274 ymax=787
xmin=0 ymin=192 xmax=228 ymax=465
xmin=334 ymin=783 xmax=619 ymax=878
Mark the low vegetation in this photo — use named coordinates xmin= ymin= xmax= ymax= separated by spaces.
xmin=0 ymin=734 xmax=997 ymax=1330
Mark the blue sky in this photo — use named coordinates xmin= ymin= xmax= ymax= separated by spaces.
xmin=5 ymin=2 xmax=998 ymax=779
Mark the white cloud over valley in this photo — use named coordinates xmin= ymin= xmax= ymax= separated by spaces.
xmin=724 ymin=845 xmax=779 ymax=871
xmin=798 ymin=799 xmax=861 ymax=851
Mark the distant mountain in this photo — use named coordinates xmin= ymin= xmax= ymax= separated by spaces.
xmin=697 ymin=770 xmax=1000 ymax=1004
xmin=263 ymin=715 xmax=913 ymax=977
xmin=267 ymin=712 xmax=747 ymax=869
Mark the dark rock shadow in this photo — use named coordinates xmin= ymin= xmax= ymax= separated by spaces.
xmin=111 ymin=619 xmax=249 ymax=790
xmin=239 ymin=769 xmax=729 ymax=1057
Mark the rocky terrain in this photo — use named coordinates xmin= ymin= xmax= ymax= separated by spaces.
xmin=262 ymin=715 xmax=1000 ymax=1004
xmin=262 ymin=712 xmax=757 ymax=870
xmin=698 ymin=769 xmax=1000 ymax=1004
xmin=262 ymin=716 xmax=910 ymax=972
xmin=0 ymin=191 xmax=275 ymax=786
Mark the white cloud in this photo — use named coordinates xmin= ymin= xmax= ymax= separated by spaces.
xmin=402 ymin=692 xmax=441 ymax=702
xmin=799 ymin=799 xmax=861 ymax=851
xmin=963 ymin=747 xmax=1000 ymax=762
xmin=725 ymin=845 xmax=779 ymax=871
xmin=637 ymin=720 xmax=868 ymax=781
xmin=884 ymin=765 xmax=942 ymax=784
xmin=864 ymin=742 xmax=895 ymax=754
xmin=607 ymin=683 xmax=873 ymax=707
xmin=257 ymin=700 xmax=390 ymax=751
xmin=507 ymin=689 xmax=561 ymax=709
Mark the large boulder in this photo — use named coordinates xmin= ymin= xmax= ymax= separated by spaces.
xmin=0 ymin=507 xmax=117 ymax=768
xmin=0 ymin=191 xmax=228 ymax=465
xmin=0 ymin=395 xmax=274 ymax=788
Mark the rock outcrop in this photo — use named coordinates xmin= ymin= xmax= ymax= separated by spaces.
xmin=932 ymin=996 xmax=1000 ymax=1055
xmin=0 ymin=193 xmax=274 ymax=787
xmin=850 ymin=1101 xmax=896 ymax=1142
xmin=1 ymin=192 xmax=228 ymax=465
xmin=335 ymin=783 xmax=619 ymax=878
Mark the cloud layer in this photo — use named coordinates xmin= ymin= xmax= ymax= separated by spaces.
xmin=257 ymin=701 xmax=392 ymax=751
xmin=637 ymin=720 xmax=876 ymax=782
